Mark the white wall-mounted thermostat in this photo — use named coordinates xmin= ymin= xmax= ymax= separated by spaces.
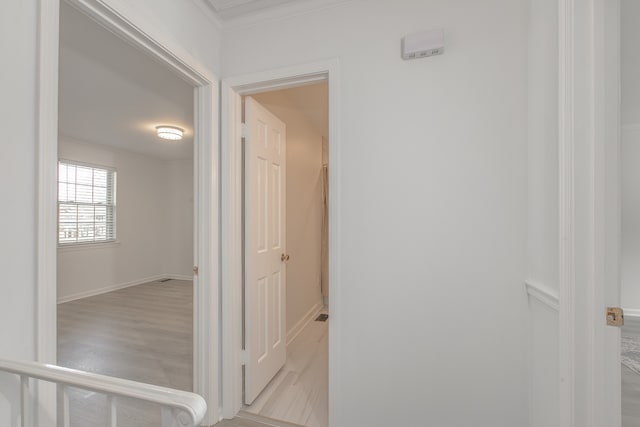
xmin=402 ymin=29 xmax=445 ymax=60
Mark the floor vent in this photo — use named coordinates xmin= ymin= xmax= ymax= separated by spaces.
xmin=158 ymin=278 xmax=172 ymax=283
xmin=315 ymin=314 xmax=329 ymax=322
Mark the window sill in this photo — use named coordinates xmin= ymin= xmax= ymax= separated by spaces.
xmin=57 ymin=240 xmax=120 ymax=253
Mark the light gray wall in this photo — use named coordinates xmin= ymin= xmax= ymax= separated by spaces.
xmin=0 ymin=3 xmax=38 ymax=424
xmin=526 ymin=0 xmax=560 ymax=425
xmin=252 ymin=89 xmax=325 ymax=335
xmin=622 ymin=130 xmax=640 ymax=309
xmin=223 ymin=1 xmax=528 ymax=425
xmin=621 ymin=0 xmax=640 ymax=311
xmin=57 ymin=138 xmax=193 ymax=302
xmin=165 ymin=159 xmax=195 ymax=280
xmin=0 ymin=1 xmax=219 ymax=424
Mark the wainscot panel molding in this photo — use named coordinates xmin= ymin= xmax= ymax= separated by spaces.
xmin=623 ymin=309 xmax=640 ymax=319
xmin=526 ymin=280 xmax=560 ymax=312
xmin=286 ymin=302 xmax=323 ymax=346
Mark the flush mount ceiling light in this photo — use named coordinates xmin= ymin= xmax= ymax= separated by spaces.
xmin=156 ymin=125 xmax=184 ymax=141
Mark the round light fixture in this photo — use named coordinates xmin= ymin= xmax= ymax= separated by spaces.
xmin=156 ymin=125 xmax=184 ymax=141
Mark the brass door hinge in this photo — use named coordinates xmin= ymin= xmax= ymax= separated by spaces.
xmin=607 ymin=307 xmax=624 ymax=327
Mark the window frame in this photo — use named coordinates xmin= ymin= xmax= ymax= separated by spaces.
xmin=57 ymin=159 xmax=117 ymax=247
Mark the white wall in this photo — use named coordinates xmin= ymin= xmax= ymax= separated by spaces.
xmin=165 ymin=159 xmax=195 ymax=279
xmin=223 ymin=1 xmax=529 ymax=425
xmin=621 ymin=0 xmax=640 ymax=311
xmin=252 ymin=89 xmax=325 ymax=335
xmin=57 ymin=138 xmax=193 ymax=302
xmin=526 ymin=0 xmax=560 ymax=425
xmin=622 ymin=129 xmax=640 ymax=310
xmin=0 ymin=0 xmax=218 ymax=422
xmin=0 ymin=2 xmax=38 ymax=424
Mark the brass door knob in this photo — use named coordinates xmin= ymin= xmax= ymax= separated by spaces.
xmin=281 ymin=254 xmax=290 ymax=262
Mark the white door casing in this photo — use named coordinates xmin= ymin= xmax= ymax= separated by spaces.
xmin=557 ymin=0 xmax=622 ymax=425
xmin=221 ymin=60 xmax=340 ymax=423
xmin=244 ymin=96 xmax=287 ymax=405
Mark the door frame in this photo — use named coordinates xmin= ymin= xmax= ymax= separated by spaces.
xmin=220 ymin=59 xmax=341 ymax=424
xmin=558 ymin=0 xmax=621 ymax=425
xmin=36 ymin=0 xmax=219 ymax=425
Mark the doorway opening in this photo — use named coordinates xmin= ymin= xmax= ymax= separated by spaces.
xmin=36 ymin=0 xmax=219 ymax=424
xmin=620 ymin=0 xmax=640 ymax=424
xmin=220 ymin=60 xmax=341 ymax=426
xmin=240 ymin=83 xmax=329 ymax=427
xmin=56 ymin=3 xmax=196 ymax=423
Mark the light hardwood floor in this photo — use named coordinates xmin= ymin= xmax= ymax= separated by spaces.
xmin=57 ymin=280 xmax=326 ymax=427
xmin=57 ymin=279 xmax=193 ymax=426
xmin=217 ymin=416 xmax=303 ymax=427
xmin=623 ymin=318 xmax=640 ymax=427
xmin=242 ymin=310 xmax=328 ymax=427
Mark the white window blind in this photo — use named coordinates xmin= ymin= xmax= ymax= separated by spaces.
xmin=58 ymin=161 xmax=117 ymax=245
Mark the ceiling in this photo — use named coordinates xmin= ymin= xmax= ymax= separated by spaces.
xmin=58 ymin=3 xmax=194 ymax=160
xmin=204 ymin=0 xmax=352 ymax=23
xmin=280 ymin=83 xmax=328 ymax=139
xmin=252 ymin=82 xmax=328 ymax=139
xmin=206 ymin=0 xmax=298 ymax=20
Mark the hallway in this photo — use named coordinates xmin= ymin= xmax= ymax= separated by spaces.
xmin=243 ymin=310 xmax=328 ymax=427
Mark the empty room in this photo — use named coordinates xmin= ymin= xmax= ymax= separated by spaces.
xmin=55 ymin=3 xmax=196 ymax=424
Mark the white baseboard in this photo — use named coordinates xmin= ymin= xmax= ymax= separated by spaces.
xmin=57 ymin=273 xmax=192 ymax=304
xmin=286 ymin=301 xmax=323 ymax=346
xmin=165 ymin=274 xmax=193 ymax=281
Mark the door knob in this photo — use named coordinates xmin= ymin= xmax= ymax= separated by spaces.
xmin=606 ymin=307 xmax=624 ymax=326
xmin=281 ymin=254 xmax=290 ymax=262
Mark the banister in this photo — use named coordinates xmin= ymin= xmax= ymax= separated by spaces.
xmin=0 ymin=358 xmax=207 ymax=426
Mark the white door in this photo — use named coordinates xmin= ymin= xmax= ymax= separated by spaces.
xmin=244 ymin=96 xmax=287 ymax=405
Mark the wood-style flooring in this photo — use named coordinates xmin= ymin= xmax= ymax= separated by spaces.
xmin=57 ymin=279 xmax=193 ymax=426
xmin=217 ymin=416 xmax=303 ymax=427
xmin=623 ymin=318 xmax=640 ymax=427
xmin=57 ymin=280 xmax=327 ymax=427
xmin=242 ymin=310 xmax=328 ymax=427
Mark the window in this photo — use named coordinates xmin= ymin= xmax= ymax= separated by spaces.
xmin=58 ymin=161 xmax=117 ymax=245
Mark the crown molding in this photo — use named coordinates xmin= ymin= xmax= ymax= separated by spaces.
xmin=191 ymin=0 xmax=224 ymax=30
xmin=219 ymin=0 xmax=355 ymax=30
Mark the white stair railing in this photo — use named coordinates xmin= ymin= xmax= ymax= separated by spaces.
xmin=0 ymin=358 xmax=207 ymax=427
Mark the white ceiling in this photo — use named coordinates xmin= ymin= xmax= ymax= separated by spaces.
xmin=203 ymin=0 xmax=352 ymax=23
xmin=252 ymin=82 xmax=328 ymax=139
xmin=58 ymin=3 xmax=194 ymax=160
xmin=206 ymin=0 xmax=298 ymax=20
xmin=280 ymin=83 xmax=328 ymax=139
